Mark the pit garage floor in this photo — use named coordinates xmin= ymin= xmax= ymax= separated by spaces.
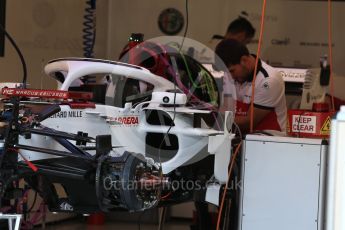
xmin=40 ymin=217 xmax=192 ymax=230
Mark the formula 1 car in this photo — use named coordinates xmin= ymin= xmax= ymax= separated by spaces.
xmin=0 ymin=47 xmax=234 ymax=214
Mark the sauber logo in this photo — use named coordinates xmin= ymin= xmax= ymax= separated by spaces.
xmin=108 ymin=116 xmax=139 ymax=126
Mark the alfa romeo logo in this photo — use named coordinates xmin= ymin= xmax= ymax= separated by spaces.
xmin=158 ymin=8 xmax=184 ymax=35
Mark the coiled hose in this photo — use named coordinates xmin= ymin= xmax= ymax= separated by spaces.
xmin=82 ymin=0 xmax=96 ymax=58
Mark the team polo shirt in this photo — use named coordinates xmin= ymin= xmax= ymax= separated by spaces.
xmin=224 ymin=59 xmax=287 ymax=132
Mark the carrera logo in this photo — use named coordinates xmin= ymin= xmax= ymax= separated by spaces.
xmin=108 ymin=116 xmax=139 ymax=126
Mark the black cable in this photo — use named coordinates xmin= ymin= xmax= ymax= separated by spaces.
xmin=27 ymin=191 xmax=38 ymax=213
xmin=157 ymin=0 xmax=189 ymax=167
xmin=233 ymin=121 xmax=242 ymax=140
xmin=168 ymin=0 xmax=189 ymax=129
xmin=180 ymin=0 xmax=188 ymax=52
xmin=156 ymin=0 xmax=189 ymax=205
xmin=165 ymin=0 xmax=189 ymax=137
xmin=0 ymin=23 xmax=27 ymax=88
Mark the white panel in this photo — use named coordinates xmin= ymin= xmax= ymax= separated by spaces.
xmin=240 ymin=135 xmax=325 ymax=230
xmin=326 ymin=106 xmax=345 ymax=230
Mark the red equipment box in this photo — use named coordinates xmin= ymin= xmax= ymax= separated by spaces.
xmin=287 ymin=109 xmax=335 ymax=138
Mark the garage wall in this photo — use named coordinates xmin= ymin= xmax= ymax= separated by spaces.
xmin=105 ymin=0 xmax=345 ymax=100
xmin=0 ymin=0 xmax=109 ymax=89
xmin=105 ymin=0 xmax=345 ymax=67
xmin=106 ymin=0 xmax=241 ymax=60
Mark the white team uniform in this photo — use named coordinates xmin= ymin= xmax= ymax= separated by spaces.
xmin=223 ymin=59 xmax=287 ymax=132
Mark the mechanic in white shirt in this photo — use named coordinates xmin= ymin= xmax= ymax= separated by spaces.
xmin=216 ymin=39 xmax=287 ymax=134
xmin=194 ymin=18 xmax=257 ymax=230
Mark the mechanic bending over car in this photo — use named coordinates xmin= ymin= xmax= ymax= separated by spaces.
xmin=193 ymin=18 xmax=258 ymax=230
xmin=197 ymin=40 xmax=286 ymax=230
xmin=216 ymin=39 xmax=287 ymax=134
